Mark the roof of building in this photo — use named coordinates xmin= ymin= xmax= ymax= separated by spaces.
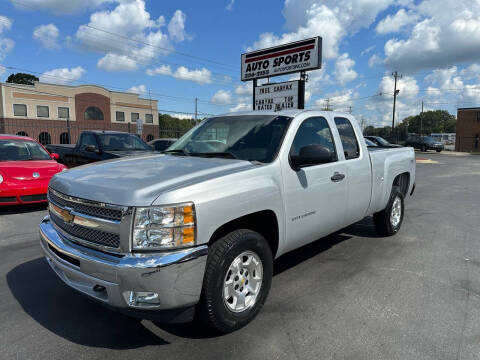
xmin=458 ymin=107 xmax=480 ymax=111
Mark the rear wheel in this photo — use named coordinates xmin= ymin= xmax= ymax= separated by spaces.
xmin=420 ymin=145 xmax=426 ymax=152
xmin=373 ymin=187 xmax=404 ymax=236
xmin=436 ymin=149 xmax=441 ymax=152
xmin=197 ymin=229 xmax=273 ymax=333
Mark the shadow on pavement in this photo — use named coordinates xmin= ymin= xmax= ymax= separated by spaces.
xmin=0 ymin=203 xmax=47 ymax=215
xmin=7 ymin=216 xmax=379 ymax=344
xmin=7 ymin=257 xmax=169 ymax=349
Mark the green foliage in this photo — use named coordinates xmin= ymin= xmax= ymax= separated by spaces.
xmin=6 ymin=73 xmax=39 ymax=85
xmin=365 ymin=110 xmax=456 ymax=142
xmin=158 ymin=113 xmax=198 ymax=138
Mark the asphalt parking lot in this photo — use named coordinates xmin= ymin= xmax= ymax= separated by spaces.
xmin=1 ymin=152 xmax=480 ymax=360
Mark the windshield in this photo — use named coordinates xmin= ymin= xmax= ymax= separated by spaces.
xmin=375 ymin=137 xmax=390 ymax=146
xmin=422 ymin=136 xmax=436 ymax=143
xmin=98 ymin=134 xmax=151 ymax=151
xmin=167 ymin=115 xmax=292 ymax=163
xmin=0 ymin=139 xmax=51 ymax=161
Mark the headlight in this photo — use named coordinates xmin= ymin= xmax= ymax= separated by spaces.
xmin=0 ymin=174 xmax=3 ymax=184
xmin=132 ymin=203 xmax=196 ymax=250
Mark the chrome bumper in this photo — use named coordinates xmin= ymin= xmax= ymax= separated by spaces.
xmin=39 ymin=215 xmax=208 ymax=313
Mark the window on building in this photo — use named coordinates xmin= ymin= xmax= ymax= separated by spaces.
xmin=131 ymin=112 xmax=139 ymax=122
xmin=146 ymin=134 xmax=154 ymax=142
xmin=116 ymin=111 xmax=125 ymax=122
xmin=145 ymin=113 xmax=153 ymax=123
xmin=334 ymin=117 xmax=360 ymax=160
xmin=60 ymin=132 xmax=70 ymax=144
xmin=16 ymin=131 xmax=28 ymax=137
xmin=13 ymin=104 xmax=27 ymax=117
xmin=58 ymin=107 xmax=70 ymax=119
xmin=38 ymin=132 xmax=51 ymax=145
xmin=84 ymin=106 xmax=104 ymax=120
xmin=477 ymin=112 xmax=480 ymax=122
xmin=37 ymin=105 xmax=49 ymax=118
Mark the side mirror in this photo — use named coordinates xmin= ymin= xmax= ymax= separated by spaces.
xmin=85 ymin=145 xmax=100 ymax=153
xmin=290 ymin=144 xmax=335 ymax=170
xmin=50 ymin=153 xmax=60 ymax=160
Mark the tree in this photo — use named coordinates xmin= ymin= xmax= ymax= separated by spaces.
xmin=6 ymin=73 xmax=39 ymax=85
xmin=158 ymin=113 xmax=197 ymax=138
xmin=398 ymin=110 xmax=456 ymax=135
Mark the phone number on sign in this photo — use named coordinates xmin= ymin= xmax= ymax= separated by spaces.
xmin=244 ymin=70 xmax=270 ymax=79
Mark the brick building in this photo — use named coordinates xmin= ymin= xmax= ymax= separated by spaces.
xmin=0 ymin=82 xmax=159 ymax=144
xmin=456 ymin=107 xmax=480 ymax=152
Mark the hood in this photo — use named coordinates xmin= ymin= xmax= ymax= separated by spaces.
xmin=106 ymin=150 xmax=153 ymax=157
xmin=0 ymin=160 xmax=63 ymax=181
xmin=49 ymin=154 xmax=255 ymax=206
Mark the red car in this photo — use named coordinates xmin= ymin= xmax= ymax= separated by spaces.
xmin=0 ymin=134 xmax=67 ymax=205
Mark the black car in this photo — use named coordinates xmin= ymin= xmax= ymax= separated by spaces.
xmin=405 ymin=135 xmax=444 ymax=152
xmin=46 ymin=130 xmax=153 ymax=167
xmin=364 ymin=136 xmax=401 ymax=147
xmin=148 ymin=138 xmax=177 ymax=152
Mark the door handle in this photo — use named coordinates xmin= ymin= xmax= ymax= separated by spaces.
xmin=331 ymin=172 xmax=345 ymax=182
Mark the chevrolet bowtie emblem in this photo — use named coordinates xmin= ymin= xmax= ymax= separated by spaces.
xmin=61 ymin=208 xmax=75 ymax=224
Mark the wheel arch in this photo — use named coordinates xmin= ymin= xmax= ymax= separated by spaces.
xmin=208 ymin=210 xmax=280 ymax=258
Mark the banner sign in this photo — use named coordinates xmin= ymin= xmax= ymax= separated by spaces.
xmin=136 ymin=118 xmax=143 ymax=135
xmin=254 ymin=80 xmax=302 ymax=111
xmin=241 ymin=37 xmax=322 ymax=81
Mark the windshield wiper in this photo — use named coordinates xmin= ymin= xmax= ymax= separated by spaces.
xmin=191 ymin=152 xmax=239 ymax=160
xmin=164 ymin=149 xmax=189 ymax=156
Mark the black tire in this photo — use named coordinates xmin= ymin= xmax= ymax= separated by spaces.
xmin=436 ymin=149 xmax=441 ymax=153
xmin=373 ymin=187 xmax=405 ymax=236
xmin=420 ymin=145 xmax=426 ymax=152
xmin=197 ymin=229 xmax=273 ymax=333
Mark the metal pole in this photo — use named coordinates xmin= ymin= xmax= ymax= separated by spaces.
xmin=252 ymin=79 xmax=257 ymax=111
xmin=66 ymin=115 xmax=71 ymax=144
xmin=421 ymin=101 xmax=424 ymax=137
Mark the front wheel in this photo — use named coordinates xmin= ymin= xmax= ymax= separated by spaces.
xmin=420 ymin=145 xmax=426 ymax=152
xmin=373 ymin=187 xmax=405 ymax=236
xmin=436 ymin=149 xmax=442 ymax=152
xmin=197 ymin=229 xmax=273 ymax=333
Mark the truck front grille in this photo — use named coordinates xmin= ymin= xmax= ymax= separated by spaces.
xmin=48 ymin=190 xmax=123 ymax=221
xmin=50 ymin=212 xmax=121 ymax=249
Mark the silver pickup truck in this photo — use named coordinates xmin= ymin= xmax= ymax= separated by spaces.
xmin=39 ymin=110 xmax=415 ymax=333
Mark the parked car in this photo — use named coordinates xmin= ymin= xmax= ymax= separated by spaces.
xmin=0 ymin=134 xmax=67 ymax=205
xmin=40 ymin=110 xmax=415 ymax=333
xmin=148 ymin=138 xmax=177 ymax=152
xmin=46 ymin=130 xmax=153 ymax=167
xmin=365 ymin=138 xmax=378 ymax=147
xmin=365 ymin=136 xmax=401 ymax=147
xmin=405 ymin=135 xmax=444 ymax=152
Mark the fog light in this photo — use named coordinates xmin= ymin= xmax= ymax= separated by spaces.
xmin=123 ymin=291 xmax=160 ymax=307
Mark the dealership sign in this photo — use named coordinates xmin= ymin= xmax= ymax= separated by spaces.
xmin=241 ymin=37 xmax=322 ymax=81
xmin=254 ymin=80 xmax=303 ymax=111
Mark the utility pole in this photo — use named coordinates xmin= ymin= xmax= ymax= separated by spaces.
xmin=392 ymin=71 xmax=402 ymax=138
xmin=348 ymin=106 xmax=352 ymax=114
xmin=194 ymin=97 xmax=198 ymax=123
xmin=323 ymin=98 xmax=332 ymax=111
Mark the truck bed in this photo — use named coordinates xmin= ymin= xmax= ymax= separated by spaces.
xmin=368 ymin=146 xmax=415 ymax=215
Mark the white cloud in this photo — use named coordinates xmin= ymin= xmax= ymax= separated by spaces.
xmin=229 ymin=102 xmax=251 ymax=112
xmin=376 ymin=8 xmax=419 ymax=34
xmin=33 ymin=24 xmax=60 ymax=50
xmin=361 ymin=45 xmax=375 ymax=56
xmin=10 ymin=0 xmax=114 ymax=15
xmin=226 ymin=0 xmax=235 ymax=11
xmin=0 ymin=64 xmax=5 ymax=77
xmin=128 ymin=84 xmax=147 ymax=95
xmin=97 ymin=53 xmax=138 ymax=71
xmin=314 ymin=89 xmax=358 ymax=111
xmin=368 ymin=54 xmax=382 ymax=68
xmin=234 ymin=83 xmax=252 ymax=95
xmin=211 ymin=90 xmax=232 ymax=105
xmin=0 ymin=15 xmax=14 ymax=62
xmin=424 ymin=67 xmax=463 ymax=90
xmin=460 ymin=63 xmax=480 ymax=81
xmin=39 ymin=66 xmax=86 ymax=84
xmin=250 ymin=0 xmax=394 ymax=60
xmin=382 ymin=0 xmax=480 ymax=72
xmin=334 ymin=53 xmax=357 ymax=85
xmin=168 ymin=10 xmax=188 ymax=42
xmin=76 ymin=1 xmax=187 ymax=71
xmin=147 ymin=65 xmax=212 ymax=84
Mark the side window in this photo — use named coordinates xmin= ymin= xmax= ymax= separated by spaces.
xmin=334 ymin=117 xmax=360 ymax=160
xmin=79 ymin=133 xmax=98 ymax=149
xmin=290 ymin=117 xmax=337 ymax=161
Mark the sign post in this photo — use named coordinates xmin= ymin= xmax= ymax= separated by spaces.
xmin=241 ymin=36 xmax=321 ymax=111
xmin=136 ymin=118 xmax=143 ymax=136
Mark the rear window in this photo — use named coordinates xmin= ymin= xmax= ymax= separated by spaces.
xmin=0 ymin=139 xmax=51 ymax=161
xmin=334 ymin=117 xmax=360 ymax=160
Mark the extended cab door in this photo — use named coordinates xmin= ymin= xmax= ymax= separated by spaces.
xmin=333 ymin=116 xmax=372 ymax=224
xmin=282 ymin=116 xmax=348 ymax=253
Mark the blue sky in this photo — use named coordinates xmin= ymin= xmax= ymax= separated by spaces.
xmin=0 ymin=0 xmax=480 ymax=126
